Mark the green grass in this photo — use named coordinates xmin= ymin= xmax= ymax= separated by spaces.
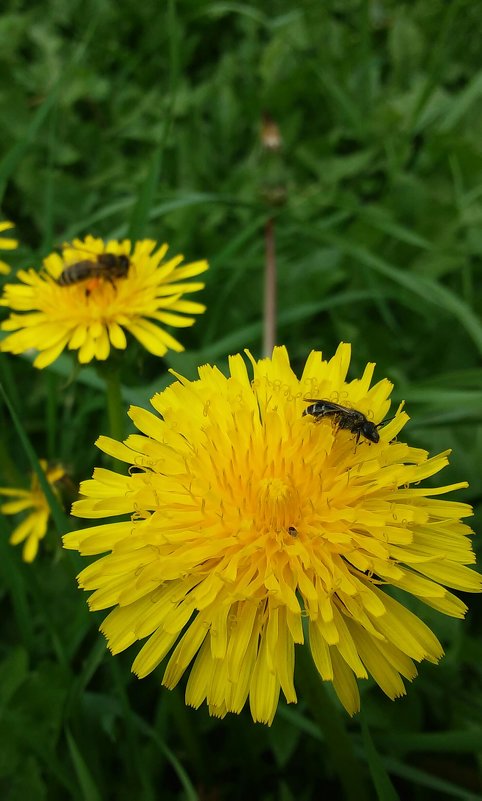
xmin=1 ymin=0 xmax=482 ymax=798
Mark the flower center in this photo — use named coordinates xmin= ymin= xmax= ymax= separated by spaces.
xmin=256 ymin=477 xmax=297 ymax=530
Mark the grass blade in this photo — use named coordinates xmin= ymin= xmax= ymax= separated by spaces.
xmin=320 ymin=234 xmax=482 ymax=356
xmin=128 ymin=0 xmax=180 ymax=241
xmin=0 ymin=15 xmax=100 ymax=205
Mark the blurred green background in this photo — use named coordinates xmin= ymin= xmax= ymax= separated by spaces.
xmin=1 ymin=0 xmax=482 ymax=798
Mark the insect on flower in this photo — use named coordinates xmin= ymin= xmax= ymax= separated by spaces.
xmin=57 ymin=245 xmax=130 ymax=288
xmin=63 ymin=344 xmax=482 ymax=724
xmin=303 ymin=398 xmax=381 ymax=444
xmin=0 ymin=235 xmax=208 ymax=367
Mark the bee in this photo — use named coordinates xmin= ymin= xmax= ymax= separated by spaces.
xmin=303 ymin=399 xmax=381 ymax=444
xmin=57 ymin=248 xmax=130 ymax=288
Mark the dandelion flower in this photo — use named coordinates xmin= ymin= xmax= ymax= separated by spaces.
xmin=0 ymin=236 xmax=208 ymax=368
xmin=0 ymin=220 xmax=18 ymax=275
xmin=1 ymin=461 xmax=65 ymax=562
xmin=63 ymin=344 xmax=481 ymax=724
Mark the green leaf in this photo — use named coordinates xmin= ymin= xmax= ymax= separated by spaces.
xmin=383 ymin=730 xmax=482 ymax=754
xmin=65 ymin=728 xmax=102 ymax=801
xmin=268 ymin=710 xmax=301 ymax=767
xmin=0 ymin=647 xmax=28 ymax=713
xmin=439 ymin=70 xmax=482 ymax=132
xmin=384 ymin=756 xmax=481 ymax=801
xmin=361 ymin=716 xmax=400 ymax=801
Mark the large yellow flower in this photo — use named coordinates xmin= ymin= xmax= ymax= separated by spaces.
xmin=1 ymin=461 xmax=65 ymax=562
xmin=63 ymin=345 xmax=481 ymax=724
xmin=0 ymin=220 xmax=18 ymax=275
xmin=0 ymin=236 xmax=208 ymax=367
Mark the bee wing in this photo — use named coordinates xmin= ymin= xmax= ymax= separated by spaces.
xmin=376 ymin=414 xmax=396 ymax=428
xmin=304 ymin=399 xmax=351 ymax=413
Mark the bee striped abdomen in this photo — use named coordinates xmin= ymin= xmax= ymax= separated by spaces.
xmin=57 ymin=252 xmax=130 ymax=288
xmin=57 ymin=260 xmax=100 ymax=286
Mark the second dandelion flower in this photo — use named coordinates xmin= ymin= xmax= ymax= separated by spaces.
xmin=0 ymin=235 xmax=208 ymax=367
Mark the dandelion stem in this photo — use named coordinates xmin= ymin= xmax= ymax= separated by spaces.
xmin=109 ymin=659 xmax=157 ymax=801
xmin=296 ymin=644 xmax=369 ymax=801
xmin=104 ymin=367 xmax=126 ymax=443
xmin=46 ymin=371 xmax=59 ymax=459
xmin=0 ymin=517 xmax=34 ymax=648
xmin=169 ymin=687 xmax=207 ymax=781
xmin=263 ymin=216 xmax=276 ymax=356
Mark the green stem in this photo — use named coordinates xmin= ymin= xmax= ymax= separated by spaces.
xmin=104 ymin=368 xmax=126 ymax=443
xmin=296 ymin=644 xmax=369 ymax=801
xmin=169 ymin=687 xmax=206 ymax=781
xmin=263 ymin=215 xmax=276 ymax=357
xmin=109 ymin=660 xmax=157 ymax=801
xmin=0 ymin=517 xmax=33 ymax=648
xmin=46 ymin=371 xmax=59 ymax=459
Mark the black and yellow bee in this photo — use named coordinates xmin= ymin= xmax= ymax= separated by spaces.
xmin=303 ymin=399 xmax=381 ymax=444
xmin=57 ymin=249 xmax=130 ymax=288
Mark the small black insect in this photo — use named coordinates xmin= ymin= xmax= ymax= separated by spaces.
xmin=303 ymin=399 xmax=380 ymax=444
xmin=57 ymin=250 xmax=130 ymax=288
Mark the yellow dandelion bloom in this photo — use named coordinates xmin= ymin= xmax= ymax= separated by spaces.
xmin=63 ymin=344 xmax=481 ymax=724
xmin=1 ymin=461 xmax=65 ymax=562
xmin=0 ymin=236 xmax=208 ymax=368
xmin=0 ymin=220 xmax=19 ymax=275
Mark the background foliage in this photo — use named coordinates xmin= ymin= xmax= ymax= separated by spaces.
xmin=1 ymin=0 xmax=482 ymax=798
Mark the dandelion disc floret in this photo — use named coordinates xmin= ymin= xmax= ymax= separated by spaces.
xmin=63 ymin=344 xmax=481 ymax=724
xmin=0 ymin=236 xmax=208 ymax=367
